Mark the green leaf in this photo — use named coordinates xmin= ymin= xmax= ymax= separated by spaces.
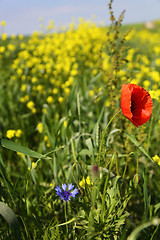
xmin=107 ymin=128 xmax=120 ymax=147
xmin=79 ymin=149 xmax=92 ymax=157
xmin=45 ymin=123 xmax=55 ymax=148
xmin=143 ymin=171 xmax=150 ymax=220
xmin=57 ymin=217 xmax=76 ymax=227
xmin=0 ymin=201 xmax=21 ymax=240
xmin=1 ymin=139 xmax=50 ymax=159
xmin=122 ymin=130 xmax=154 ymax=163
xmin=0 ymin=152 xmax=4 ymax=167
xmin=86 ymin=138 xmax=94 ymax=158
xmin=154 ymin=203 xmax=160 ymax=215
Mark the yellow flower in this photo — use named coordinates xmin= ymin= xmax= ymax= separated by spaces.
xmin=46 ymin=142 xmax=50 ymax=148
xmin=31 ymin=77 xmax=37 ymax=83
xmin=92 ymin=69 xmax=98 ymax=76
xmin=20 ymin=43 xmax=26 ymax=49
xmin=1 ymin=33 xmax=7 ymax=41
xmin=105 ymin=100 xmax=110 ymax=107
xmin=155 ymin=58 xmax=160 ymax=66
xmin=44 ymin=135 xmax=50 ymax=147
xmin=152 ymin=155 xmax=160 ymax=162
xmin=0 ymin=46 xmax=5 ymax=53
xmin=18 ymin=34 xmax=24 ymax=40
xmin=150 ymin=71 xmax=160 ymax=82
xmin=20 ymin=95 xmax=29 ymax=103
xmin=42 ymin=107 xmax=47 ymax=114
xmin=79 ymin=176 xmax=93 ymax=189
xmin=6 ymin=130 xmax=16 ymax=139
xmin=1 ymin=20 xmax=6 ymax=26
xmin=15 ymin=129 xmax=22 ymax=138
xmin=70 ymin=68 xmax=78 ymax=76
xmin=63 ymin=120 xmax=67 ymax=128
xmin=37 ymin=122 xmax=43 ymax=133
xmin=28 ymin=161 xmax=37 ymax=170
xmin=7 ymin=44 xmax=15 ymax=51
xmin=32 ymin=108 xmax=37 ymax=114
xmin=154 ymin=46 xmax=160 ymax=55
xmin=10 ymin=75 xmax=16 ymax=81
xmin=37 ymin=85 xmax=43 ymax=92
xmin=21 ymin=84 xmax=27 ymax=91
xmin=89 ymin=90 xmax=94 ymax=97
xmin=95 ymin=97 xmax=100 ymax=102
xmin=143 ymin=80 xmax=150 ymax=89
xmin=86 ymin=176 xmax=93 ymax=185
xmin=149 ymin=90 xmax=160 ymax=100
xmin=32 ymin=162 xmax=37 ymax=169
xmin=17 ymin=68 xmax=23 ymax=76
xmin=46 ymin=20 xmax=54 ymax=31
xmin=27 ymin=101 xmax=35 ymax=110
xmin=58 ymin=97 xmax=63 ymax=103
xmin=52 ymin=88 xmax=58 ymax=94
xmin=17 ymin=152 xmax=25 ymax=158
xmin=44 ymin=135 xmax=48 ymax=142
xmin=47 ymin=96 xmax=54 ymax=104
xmin=64 ymin=88 xmax=70 ymax=95
xmin=152 ymin=155 xmax=160 ymax=165
xmin=79 ymin=177 xmax=86 ymax=189
xmin=130 ymin=79 xmax=139 ymax=85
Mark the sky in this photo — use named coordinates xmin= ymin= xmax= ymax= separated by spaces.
xmin=0 ymin=0 xmax=160 ymax=36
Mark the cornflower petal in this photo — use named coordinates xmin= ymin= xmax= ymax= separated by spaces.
xmin=68 ymin=183 xmax=74 ymax=191
xmin=62 ymin=183 xmax=67 ymax=191
xmin=55 ymin=186 xmax=62 ymax=193
xmin=71 ymin=188 xmax=79 ymax=198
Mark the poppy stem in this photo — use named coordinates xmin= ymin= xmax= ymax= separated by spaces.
xmin=97 ymin=108 xmax=122 ymax=165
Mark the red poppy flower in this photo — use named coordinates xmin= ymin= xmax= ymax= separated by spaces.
xmin=121 ymin=84 xmax=153 ymax=127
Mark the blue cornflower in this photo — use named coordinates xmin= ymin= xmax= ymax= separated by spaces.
xmin=55 ymin=183 xmax=78 ymax=202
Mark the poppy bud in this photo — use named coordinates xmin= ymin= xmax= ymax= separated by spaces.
xmin=133 ymin=173 xmax=140 ymax=186
xmin=91 ymin=164 xmax=100 ymax=178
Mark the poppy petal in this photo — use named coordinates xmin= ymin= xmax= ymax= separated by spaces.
xmin=121 ymin=84 xmax=132 ymax=119
xmin=121 ymin=84 xmax=153 ymax=127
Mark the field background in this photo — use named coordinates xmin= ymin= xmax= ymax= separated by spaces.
xmin=1 ymin=7 xmax=160 ymax=239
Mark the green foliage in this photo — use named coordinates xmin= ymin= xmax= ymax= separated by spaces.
xmin=0 ymin=202 xmax=21 ymax=240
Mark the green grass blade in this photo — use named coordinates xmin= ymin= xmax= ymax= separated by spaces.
xmin=90 ymin=72 xmax=102 ymax=84
xmin=106 ymin=128 xmax=120 ymax=147
xmin=0 ymin=152 xmax=4 ymax=167
xmin=1 ymin=139 xmax=50 ymax=159
xmin=122 ymin=130 xmax=154 ymax=162
xmin=128 ymin=218 xmax=160 ymax=240
xmin=0 ymin=162 xmax=19 ymax=204
xmin=86 ymin=138 xmax=94 ymax=159
xmin=0 ymin=201 xmax=21 ymax=240
xmin=57 ymin=217 xmax=76 ymax=227
xmin=143 ymin=171 xmax=150 ymax=220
